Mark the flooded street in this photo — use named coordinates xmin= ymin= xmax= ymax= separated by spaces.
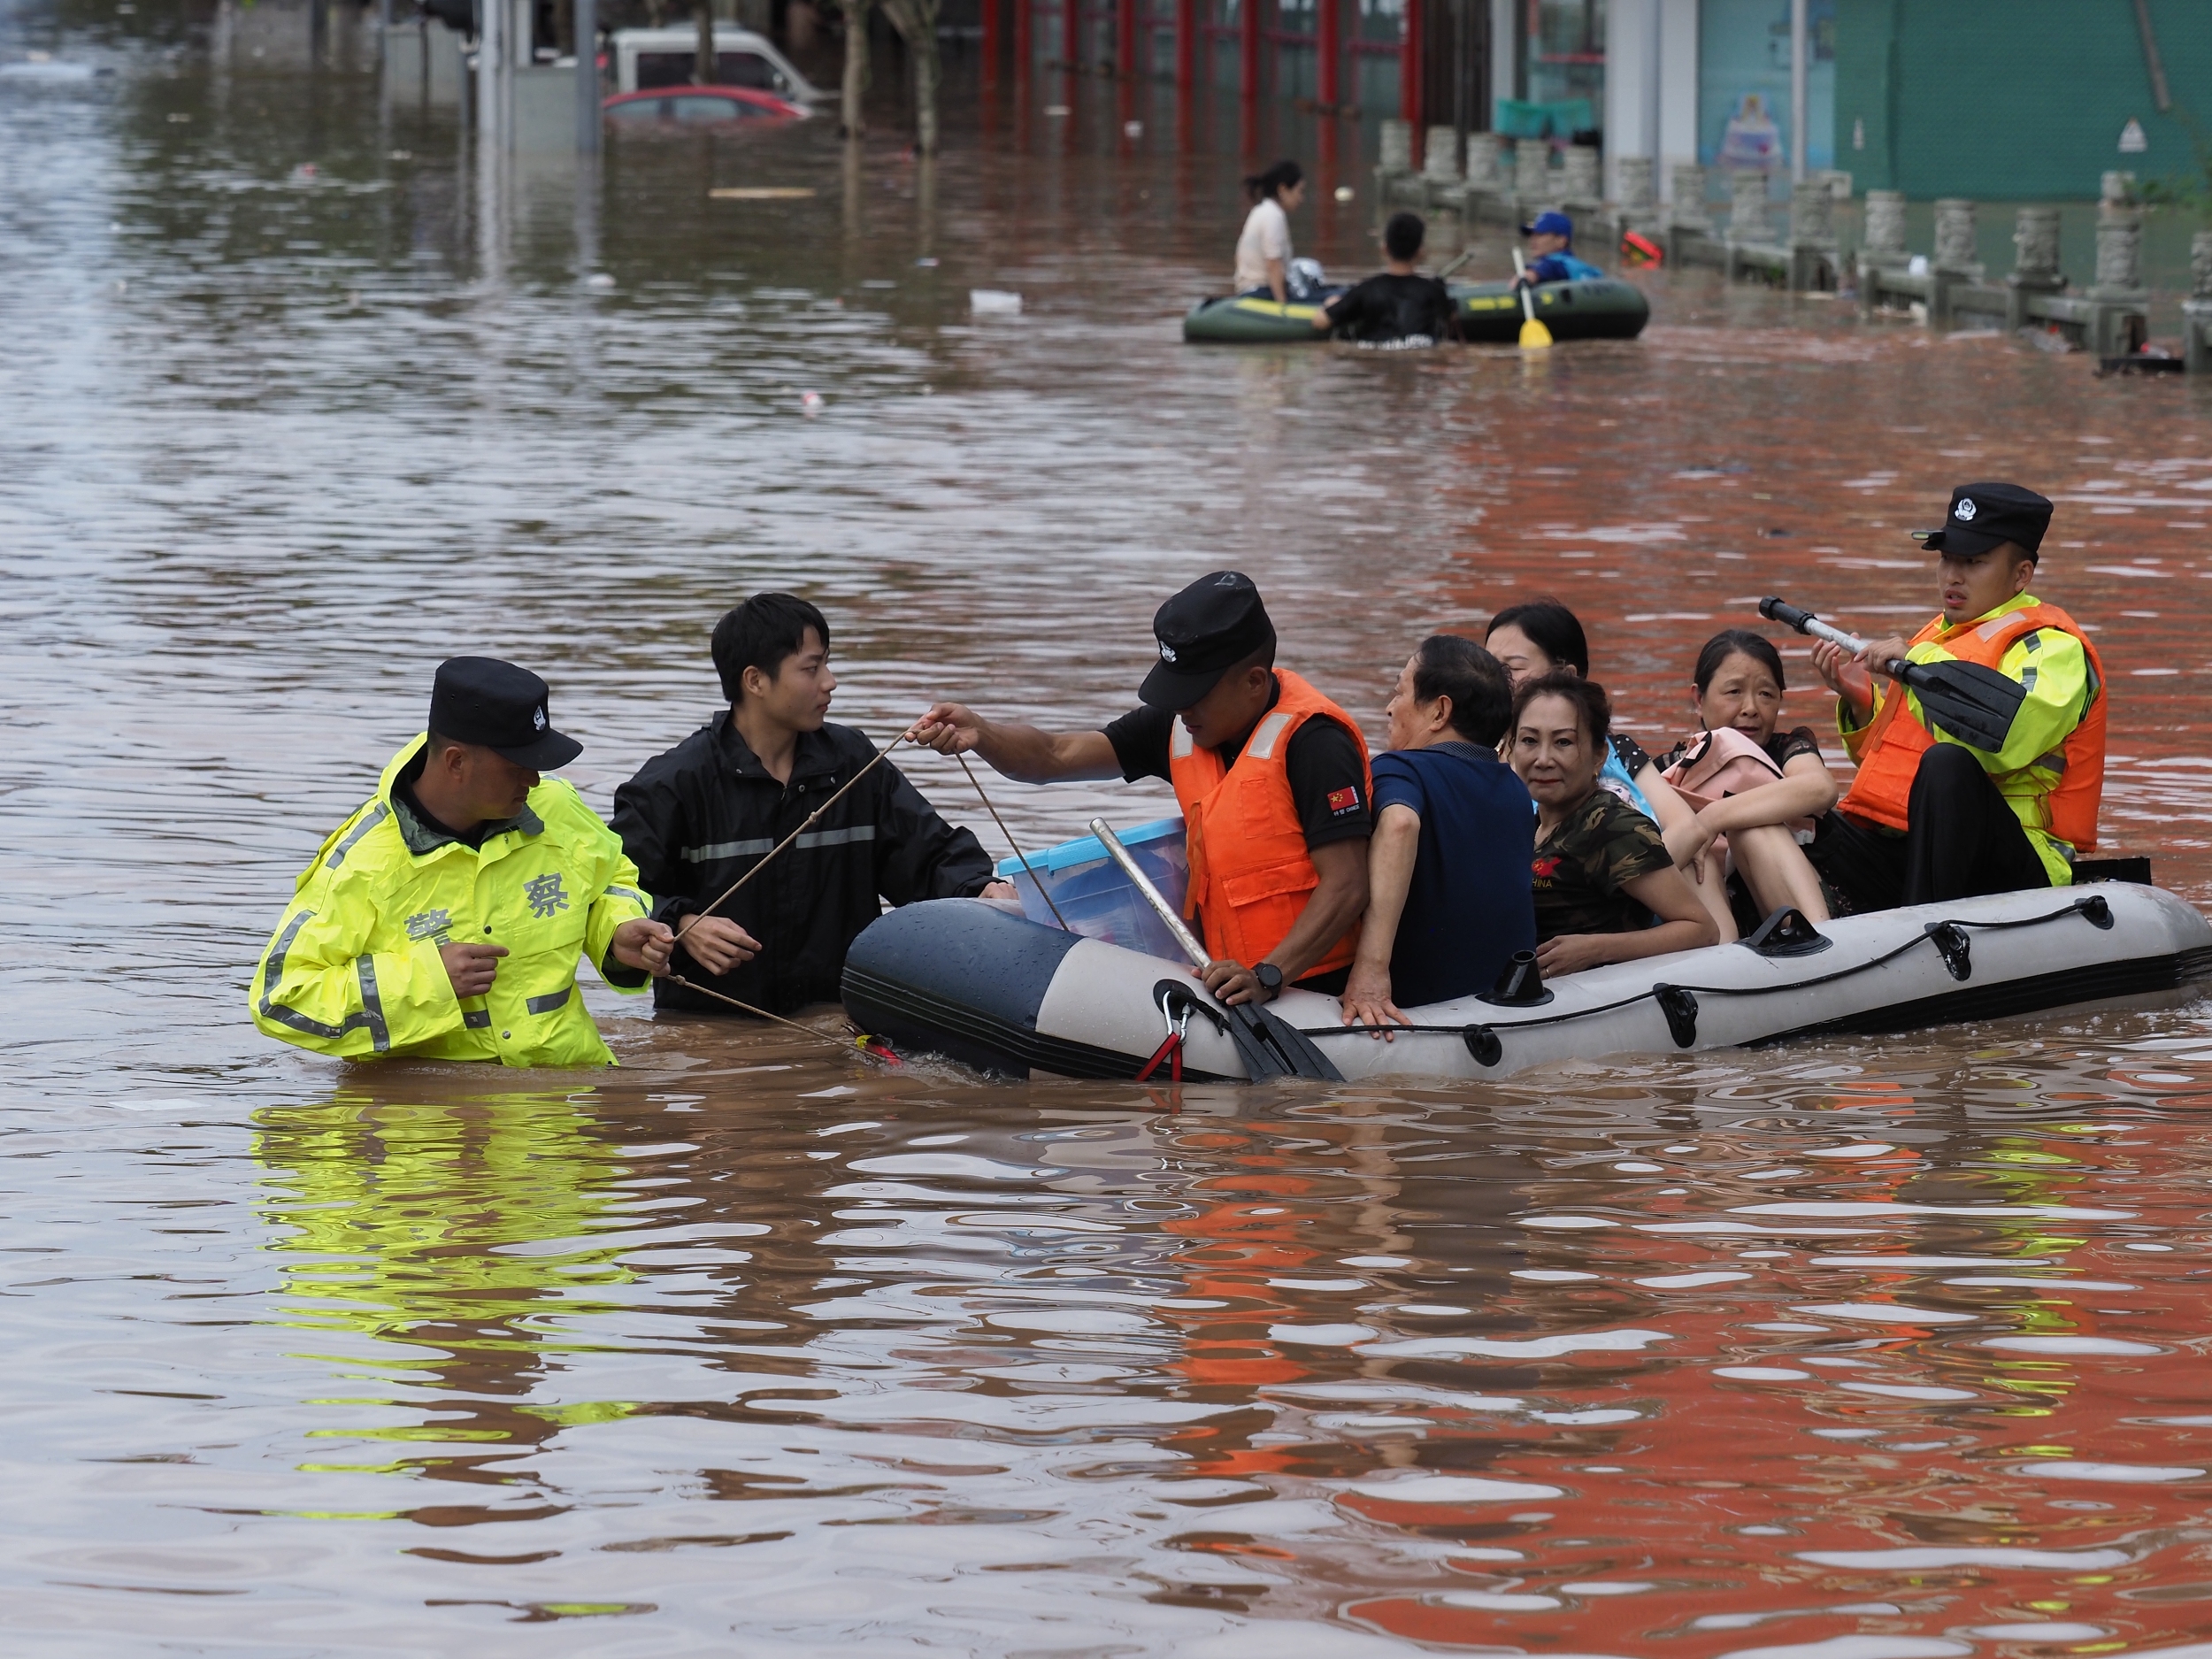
xmin=9 ymin=5 xmax=2212 ymax=1651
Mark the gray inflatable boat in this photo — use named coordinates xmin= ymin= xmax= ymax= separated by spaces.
xmin=842 ymin=883 xmax=2212 ymax=1082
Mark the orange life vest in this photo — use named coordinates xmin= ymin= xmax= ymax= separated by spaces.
xmin=1169 ymin=670 xmax=1371 ymax=978
xmin=1839 ymin=600 xmax=2105 ymax=851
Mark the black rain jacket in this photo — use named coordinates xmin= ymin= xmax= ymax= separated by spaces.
xmin=611 ymin=714 xmax=997 ymax=1016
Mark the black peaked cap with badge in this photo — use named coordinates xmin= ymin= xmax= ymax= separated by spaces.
xmin=1917 ymin=482 xmax=2055 ymax=562
xmin=1139 ymin=572 xmax=1279 ymax=710
xmin=429 ymin=657 xmax=584 ymax=770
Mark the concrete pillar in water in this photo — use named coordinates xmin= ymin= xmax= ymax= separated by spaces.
xmin=1932 ymin=198 xmax=1979 ymax=273
xmin=2002 ymin=205 xmax=2062 ymax=332
xmin=1728 ymin=170 xmax=1770 ymax=242
xmin=1513 ymin=137 xmax=1549 ymax=203
xmin=1424 ymin=126 xmax=1463 ymax=184
xmin=1786 ymin=178 xmax=1835 ymax=289
xmin=1670 ymin=163 xmax=1710 ymax=229
xmin=2184 ymin=230 xmax=2212 ymax=374
xmin=1464 ymin=132 xmax=1504 ymax=194
xmin=2089 ymin=182 xmax=2147 ymax=356
xmin=2010 ymin=207 xmax=2061 ymax=284
xmin=1617 ymin=156 xmax=1655 ymax=217
xmin=2093 ymin=205 xmax=2144 ymax=293
xmin=1787 ymin=179 xmax=1832 ymax=244
xmin=1862 ymin=188 xmax=1907 ymax=262
xmin=1561 ymin=144 xmax=1601 ymax=207
xmin=1379 ymin=119 xmax=1413 ymax=176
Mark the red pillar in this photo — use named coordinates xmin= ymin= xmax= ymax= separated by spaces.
xmin=1118 ymin=0 xmax=1136 ymax=75
xmin=1015 ymin=0 xmax=1031 ymax=77
xmin=1240 ymin=0 xmax=1259 ymax=110
xmin=1317 ymin=0 xmax=1339 ymax=108
xmin=982 ymin=0 xmax=1000 ymax=85
xmin=1174 ymin=0 xmax=1194 ymax=91
xmin=1400 ymin=0 xmax=1420 ymax=134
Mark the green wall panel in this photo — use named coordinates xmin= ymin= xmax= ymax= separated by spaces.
xmin=1830 ymin=0 xmax=2211 ymax=200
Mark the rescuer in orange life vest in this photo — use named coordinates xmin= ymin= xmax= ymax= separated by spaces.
xmin=1805 ymin=482 xmax=2107 ymax=912
xmin=912 ymin=572 xmax=1372 ymax=1007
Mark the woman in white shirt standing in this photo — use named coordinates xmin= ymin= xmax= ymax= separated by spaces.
xmin=1234 ymin=160 xmax=1306 ymax=303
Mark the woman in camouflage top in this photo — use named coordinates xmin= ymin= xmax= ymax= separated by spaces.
xmin=1510 ymin=672 xmax=1718 ymax=978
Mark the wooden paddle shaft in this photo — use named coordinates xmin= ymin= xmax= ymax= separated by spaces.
xmin=1088 ymin=818 xmax=1210 ymax=971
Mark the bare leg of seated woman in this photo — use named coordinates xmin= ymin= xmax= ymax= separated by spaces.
xmin=1729 ymin=821 xmax=1832 ymax=924
xmin=1686 ymin=846 xmax=1740 ymax=943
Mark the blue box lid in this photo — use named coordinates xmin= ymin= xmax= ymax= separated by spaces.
xmin=995 ymin=817 xmax=1185 ymax=879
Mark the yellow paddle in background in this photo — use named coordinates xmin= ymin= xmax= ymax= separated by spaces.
xmin=1511 ymin=247 xmax=1555 ymax=350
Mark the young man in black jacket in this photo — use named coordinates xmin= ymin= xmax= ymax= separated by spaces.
xmin=611 ymin=595 xmax=1010 ymax=1018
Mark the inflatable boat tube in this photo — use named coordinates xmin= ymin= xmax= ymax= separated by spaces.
xmin=1180 ymin=277 xmax=1650 ymax=345
xmin=842 ymin=884 xmax=2212 ymax=1082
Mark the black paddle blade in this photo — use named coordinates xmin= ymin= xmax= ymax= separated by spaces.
xmin=1898 ymin=658 xmax=2025 ymax=752
xmin=1251 ymin=1007 xmax=1343 ymax=1080
xmin=1222 ymin=1002 xmax=1344 ymax=1081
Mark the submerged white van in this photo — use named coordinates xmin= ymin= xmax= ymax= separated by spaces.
xmin=609 ymin=27 xmax=826 ymax=103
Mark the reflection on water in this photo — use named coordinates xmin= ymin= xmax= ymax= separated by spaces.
xmin=6 ymin=0 xmax=2212 ymax=1649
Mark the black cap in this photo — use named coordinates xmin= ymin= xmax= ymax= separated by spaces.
xmin=1138 ymin=572 xmax=1277 ymax=709
xmin=427 ymin=657 xmax=583 ymax=769
xmin=1916 ymin=481 xmax=2054 ymax=562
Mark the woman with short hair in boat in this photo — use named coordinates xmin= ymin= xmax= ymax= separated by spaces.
xmin=1510 ymin=672 xmax=1717 ymax=976
xmin=1653 ymin=629 xmax=1840 ymax=927
xmin=1234 ymin=159 xmax=1310 ymax=304
xmin=1340 ymin=634 xmax=1534 ymax=1035
xmin=1484 ymin=599 xmax=1735 ymax=944
xmin=1485 ymin=598 xmax=1672 ymax=816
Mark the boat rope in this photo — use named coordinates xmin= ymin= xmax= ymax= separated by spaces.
xmin=672 ymin=728 xmax=917 ymax=946
xmin=668 ymin=973 xmax=903 ymax=1065
xmin=955 ymin=750 xmax=1072 ymax=932
xmin=1319 ymin=893 xmax=2116 ymax=1041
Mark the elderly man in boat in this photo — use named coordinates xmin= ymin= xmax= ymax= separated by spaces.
xmin=1804 ymin=483 xmax=2107 ymax=910
xmin=914 ymin=572 xmax=1371 ymax=1009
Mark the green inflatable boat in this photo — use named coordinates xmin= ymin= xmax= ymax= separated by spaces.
xmin=1181 ymin=276 xmax=1650 ymax=345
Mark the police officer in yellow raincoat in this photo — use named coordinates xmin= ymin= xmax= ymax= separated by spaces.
xmin=250 ymin=657 xmax=676 ymax=1067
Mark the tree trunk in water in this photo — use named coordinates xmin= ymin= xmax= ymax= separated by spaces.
xmin=878 ymin=0 xmax=939 ymax=153
xmin=694 ymin=0 xmax=715 ymax=81
xmin=839 ymin=0 xmax=870 ymax=136
xmin=910 ymin=9 xmax=938 ymax=154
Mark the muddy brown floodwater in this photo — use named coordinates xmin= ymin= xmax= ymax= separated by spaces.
xmin=9 ymin=11 xmax=2212 ymax=1655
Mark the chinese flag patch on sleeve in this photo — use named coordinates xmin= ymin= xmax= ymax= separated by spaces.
xmin=1326 ymin=786 xmax=1361 ymax=814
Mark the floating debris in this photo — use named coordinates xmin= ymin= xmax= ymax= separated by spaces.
xmin=970 ymin=288 xmax=1023 ymax=316
xmin=709 ymin=186 xmax=816 ymax=201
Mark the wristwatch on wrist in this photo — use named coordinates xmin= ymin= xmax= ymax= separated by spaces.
xmin=1254 ymin=962 xmax=1285 ymax=999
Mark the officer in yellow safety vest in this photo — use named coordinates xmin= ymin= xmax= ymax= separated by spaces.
xmin=249 ymin=657 xmax=677 ymax=1067
xmin=912 ymin=572 xmax=1372 ymax=1008
xmin=1805 ymin=482 xmax=2107 ymax=911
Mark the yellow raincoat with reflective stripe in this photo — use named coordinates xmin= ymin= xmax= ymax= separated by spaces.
xmin=248 ymin=736 xmax=653 ymax=1068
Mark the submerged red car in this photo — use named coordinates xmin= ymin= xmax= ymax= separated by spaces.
xmin=602 ymin=86 xmax=808 ymax=127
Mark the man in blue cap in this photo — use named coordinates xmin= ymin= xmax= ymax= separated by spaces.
xmin=1517 ymin=211 xmax=1603 ymax=286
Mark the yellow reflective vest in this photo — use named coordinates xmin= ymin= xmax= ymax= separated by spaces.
xmin=249 ymin=736 xmax=654 ymax=1068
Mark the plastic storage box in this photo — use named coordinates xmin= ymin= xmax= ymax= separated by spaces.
xmin=995 ymin=818 xmax=1190 ymax=962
